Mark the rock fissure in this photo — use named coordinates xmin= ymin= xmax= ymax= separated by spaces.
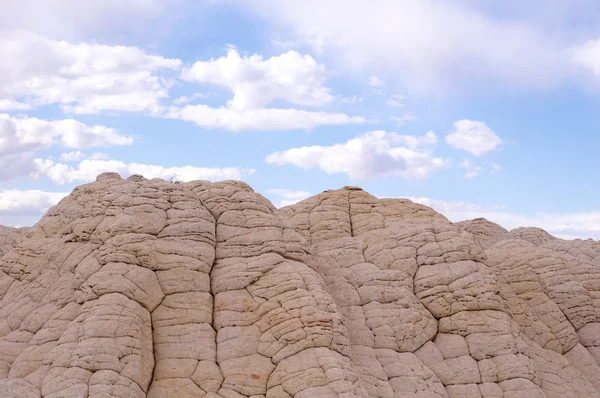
xmin=1 ymin=175 xmax=600 ymax=397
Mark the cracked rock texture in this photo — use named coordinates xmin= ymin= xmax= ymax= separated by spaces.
xmin=1 ymin=173 xmax=599 ymax=397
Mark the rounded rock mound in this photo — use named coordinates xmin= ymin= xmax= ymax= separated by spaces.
xmin=0 ymin=174 xmax=599 ymax=397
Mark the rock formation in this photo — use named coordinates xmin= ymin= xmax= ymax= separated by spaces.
xmin=0 ymin=172 xmax=599 ymax=397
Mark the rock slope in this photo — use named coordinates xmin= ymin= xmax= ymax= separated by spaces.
xmin=0 ymin=173 xmax=599 ymax=397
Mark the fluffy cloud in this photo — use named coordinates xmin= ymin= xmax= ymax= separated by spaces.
xmin=402 ymin=196 xmax=600 ymax=240
xmin=0 ymin=114 xmax=132 ymax=152
xmin=0 ymin=189 xmax=69 ymax=227
xmin=166 ymin=105 xmax=365 ymax=132
xmin=173 ymin=93 xmax=208 ymax=105
xmin=0 ymin=189 xmax=68 ymax=215
xmin=265 ymin=130 xmax=448 ymax=179
xmin=386 ymin=95 xmax=406 ymax=108
xmin=489 ymin=162 xmax=502 ymax=176
xmin=460 ymin=159 xmax=483 ymax=179
xmin=266 ymin=189 xmax=312 ymax=207
xmin=390 ymin=112 xmax=418 ymax=127
xmin=368 ymin=76 xmax=385 ymax=88
xmin=59 ymin=151 xmax=109 ymax=162
xmin=33 ymin=158 xmax=255 ymax=184
xmin=171 ymin=48 xmax=366 ymax=130
xmin=240 ymin=0 xmax=565 ymax=92
xmin=572 ymin=39 xmax=600 ymax=76
xmin=0 ymin=0 xmax=161 ymax=40
xmin=182 ymin=49 xmax=334 ymax=110
xmin=0 ymin=31 xmax=181 ymax=114
xmin=339 ymin=95 xmax=363 ymax=104
xmin=0 ymin=99 xmax=30 ymax=111
xmin=0 ymin=114 xmax=132 ymax=180
xmin=446 ymin=120 xmax=502 ymax=156
xmin=0 ymin=153 xmax=36 ymax=181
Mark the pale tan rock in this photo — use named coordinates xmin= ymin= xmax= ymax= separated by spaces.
xmin=0 ymin=176 xmax=599 ymax=397
xmin=508 ymin=227 xmax=556 ymax=246
xmin=455 ymin=218 xmax=508 ymax=250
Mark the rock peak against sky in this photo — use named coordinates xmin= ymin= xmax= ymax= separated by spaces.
xmin=1 ymin=174 xmax=600 ymax=397
xmin=1 ymin=0 xmax=600 ymax=240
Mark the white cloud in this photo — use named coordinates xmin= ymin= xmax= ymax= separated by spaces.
xmin=446 ymin=120 xmax=502 ymax=156
xmin=240 ymin=1 xmax=565 ymax=93
xmin=0 ymin=31 xmax=181 ymax=114
xmin=0 ymin=189 xmax=70 ymax=227
xmin=173 ymin=93 xmax=208 ymax=105
xmin=368 ymin=76 xmax=385 ymax=88
xmin=0 ymin=153 xmax=36 ymax=182
xmin=460 ymin=159 xmax=483 ymax=179
xmin=265 ymin=130 xmax=448 ymax=179
xmin=401 ymin=196 xmax=600 ymax=240
xmin=0 ymin=0 xmax=162 ymax=40
xmin=385 ymin=94 xmax=406 ymax=108
xmin=166 ymin=105 xmax=366 ymax=131
xmin=181 ymin=49 xmax=334 ymax=110
xmin=0 ymin=99 xmax=31 ymax=111
xmin=489 ymin=162 xmax=502 ymax=176
xmin=0 ymin=114 xmax=133 ymax=152
xmin=0 ymin=189 xmax=69 ymax=216
xmin=172 ymin=48 xmax=366 ymax=131
xmin=572 ymin=39 xmax=600 ymax=76
xmin=33 ymin=158 xmax=256 ymax=184
xmin=0 ymin=114 xmax=132 ymax=180
xmin=339 ymin=95 xmax=363 ymax=104
xmin=266 ymin=188 xmax=312 ymax=207
xmin=59 ymin=151 xmax=109 ymax=162
xmin=390 ymin=112 xmax=418 ymax=127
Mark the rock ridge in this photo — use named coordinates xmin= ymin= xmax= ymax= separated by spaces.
xmin=0 ymin=172 xmax=599 ymax=397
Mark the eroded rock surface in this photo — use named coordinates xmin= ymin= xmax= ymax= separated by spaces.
xmin=0 ymin=174 xmax=599 ymax=397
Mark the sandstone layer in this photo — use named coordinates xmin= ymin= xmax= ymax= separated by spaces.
xmin=1 ymin=173 xmax=599 ymax=397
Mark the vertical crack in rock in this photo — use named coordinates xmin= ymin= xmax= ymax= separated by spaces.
xmin=204 ymin=191 xmax=225 ymax=394
xmin=1 ymin=176 xmax=600 ymax=397
xmin=347 ymin=189 xmax=354 ymax=238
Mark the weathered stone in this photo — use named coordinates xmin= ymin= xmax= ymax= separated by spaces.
xmin=0 ymin=175 xmax=599 ymax=397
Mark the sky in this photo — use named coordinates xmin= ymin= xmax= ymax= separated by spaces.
xmin=1 ymin=0 xmax=600 ymax=239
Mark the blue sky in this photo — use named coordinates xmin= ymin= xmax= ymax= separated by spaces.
xmin=1 ymin=0 xmax=600 ymax=239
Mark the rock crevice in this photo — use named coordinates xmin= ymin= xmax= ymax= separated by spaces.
xmin=0 ymin=175 xmax=599 ymax=397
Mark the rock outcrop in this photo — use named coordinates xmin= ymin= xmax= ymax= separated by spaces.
xmin=0 ymin=173 xmax=599 ymax=397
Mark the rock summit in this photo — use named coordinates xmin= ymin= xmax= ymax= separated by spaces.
xmin=1 ymin=173 xmax=599 ymax=397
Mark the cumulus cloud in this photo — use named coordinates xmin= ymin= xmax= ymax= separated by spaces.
xmin=171 ymin=48 xmax=366 ymax=130
xmin=0 ymin=189 xmax=69 ymax=215
xmin=0 ymin=31 xmax=181 ymax=114
xmin=182 ymin=49 xmax=334 ymax=110
xmin=0 ymin=114 xmax=133 ymax=152
xmin=401 ymin=196 xmax=600 ymax=240
xmin=489 ymin=162 xmax=502 ymax=176
xmin=266 ymin=189 xmax=312 ymax=207
xmin=240 ymin=0 xmax=565 ymax=93
xmin=367 ymin=76 xmax=385 ymax=88
xmin=166 ymin=105 xmax=366 ymax=132
xmin=265 ymin=130 xmax=448 ymax=179
xmin=59 ymin=151 xmax=109 ymax=162
xmin=572 ymin=39 xmax=600 ymax=76
xmin=0 ymin=189 xmax=69 ymax=227
xmin=173 ymin=93 xmax=208 ymax=105
xmin=339 ymin=95 xmax=363 ymax=104
xmin=33 ymin=158 xmax=256 ymax=184
xmin=390 ymin=112 xmax=418 ymax=127
xmin=0 ymin=114 xmax=132 ymax=180
xmin=446 ymin=120 xmax=502 ymax=156
xmin=386 ymin=95 xmax=406 ymax=108
xmin=0 ymin=0 xmax=162 ymax=40
xmin=0 ymin=99 xmax=31 ymax=111
xmin=460 ymin=159 xmax=483 ymax=179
